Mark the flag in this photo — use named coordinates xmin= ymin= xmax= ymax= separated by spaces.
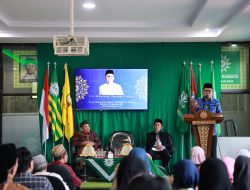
xmin=211 ymin=61 xmax=217 ymax=99
xmin=197 ymin=64 xmax=202 ymax=98
xmin=176 ymin=63 xmax=190 ymax=134
xmin=49 ymin=65 xmax=63 ymax=141
xmin=190 ymin=63 xmax=197 ymax=113
xmin=39 ymin=69 xmax=49 ymax=144
xmin=61 ymin=64 xmax=74 ymax=142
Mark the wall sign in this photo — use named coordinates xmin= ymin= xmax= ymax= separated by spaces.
xmin=221 ymin=45 xmax=248 ymax=92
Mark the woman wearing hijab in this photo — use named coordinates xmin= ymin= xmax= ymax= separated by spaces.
xmin=233 ymin=155 xmax=250 ymax=190
xmin=129 ymin=148 xmax=150 ymax=172
xmin=198 ymin=158 xmax=233 ymax=190
xmin=116 ymin=156 xmax=147 ymax=190
xmin=222 ymin=156 xmax=235 ymax=184
xmin=172 ymin=159 xmax=199 ymax=190
xmin=190 ymin=146 xmax=206 ymax=170
xmin=129 ymin=147 xmax=168 ymax=177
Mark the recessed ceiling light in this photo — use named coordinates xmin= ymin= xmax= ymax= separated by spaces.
xmin=204 ymin=27 xmax=210 ymax=32
xmin=83 ymin=2 xmax=96 ymax=9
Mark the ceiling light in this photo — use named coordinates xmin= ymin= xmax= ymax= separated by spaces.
xmin=83 ymin=2 xmax=96 ymax=9
xmin=231 ymin=44 xmax=237 ymax=47
xmin=204 ymin=28 xmax=210 ymax=32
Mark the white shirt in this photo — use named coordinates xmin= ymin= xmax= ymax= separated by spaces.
xmin=99 ymin=83 xmax=124 ymax=95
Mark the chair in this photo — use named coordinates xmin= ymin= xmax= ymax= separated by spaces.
xmin=224 ymin=119 xmax=237 ymax=136
xmin=45 ymin=175 xmax=67 ymax=190
xmin=109 ymin=131 xmax=134 ymax=152
xmin=47 ymin=164 xmax=75 ymax=190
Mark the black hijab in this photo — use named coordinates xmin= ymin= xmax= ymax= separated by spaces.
xmin=233 ymin=155 xmax=250 ymax=190
xmin=198 ymin=158 xmax=233 ymax=190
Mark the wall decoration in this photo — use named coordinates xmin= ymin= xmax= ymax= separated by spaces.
xmin=13 ymin=51 xmax=37 ymax=88
xmin=221 ymin=45 xmax=248 ymax=92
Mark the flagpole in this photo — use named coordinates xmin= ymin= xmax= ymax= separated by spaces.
xmin=64 ymin=63 xmax=71 ymax=164
xmin=189 ymin=62 xmax=193 ymax=152
xmin=63 ymin=63 xmax=66 ymax=146
xmin=44 ymin=62 xmax=50 ymax=159
xmin=198 ymin=63 xmax=202 ymax=98
xmin=181 ymin=61 xmax=186 ymax=159
xmin=53 ymin=62 xmax=56 ymax=148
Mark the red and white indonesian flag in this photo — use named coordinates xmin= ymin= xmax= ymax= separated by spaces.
xmin=39 ymin=69 xmax=49 ymax=144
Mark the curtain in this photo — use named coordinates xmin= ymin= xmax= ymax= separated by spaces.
xmin=38 ymin=42 xmax=221 ymax=167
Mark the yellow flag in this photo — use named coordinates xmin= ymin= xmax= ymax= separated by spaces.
xmin=61 ymin=64 xmax=74 ymax=142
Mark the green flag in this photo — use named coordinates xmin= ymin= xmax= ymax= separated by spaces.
xmin=211 ymin=61 xmax=217 ymax=99
xmin=197 ymin=63 xmax=202 ymax=98
xmin=49 ymin=64 xmax=63 ymax=141
xmin=176 ymin=63 xmax=190 ymax=134
xmin=211 ymin=61 xmax=221 ymax=136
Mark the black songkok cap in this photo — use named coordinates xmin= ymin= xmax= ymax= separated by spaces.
xmin=203 ymin=83 xmax=213 ymax=89
xmin=0 ymin=143 xmax=17 ymax=183
xmin=154 ymin=118 xmax=163 ymax=125
xmin=105 ymin=70 xmax=114 ymax=75
xmin=80 ymin=120 xmax=89 ymax=127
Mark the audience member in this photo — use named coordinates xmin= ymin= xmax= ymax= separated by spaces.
xmin=190 ymin=146 xmax=206 ymax=170
xmin=33 ymin=154 xmax=69 ymax=190
xmin=237 ymin=149 xmax=250 ymax=158
xmin=14 ymin=147 xmax=53 ymax=190
xmin=116 ymin=156 xmax=147 ymax=190
xmin=129 ymin=148 xmax=150 ymax=172
xmin=233 ymin=155 xmax=250 ymax=190
xmin=72 ymin=120 xmax=102 ymax=156
xmin=198 ymin=158 xmax=233 ymax=190
xmin=129 ymin=147 xmax=167 ymax=177
xmin=48 ymin=144 xmax=81 ymax=189
xmin=223 ymin=156 xmax=235 ymax=184
xmin=125 ymin=174 xmax=170 ymax=190
xmin=173 ymin=159 xmax=199 ymax=190
xmin=146 ymin=118 xmax=174 ymax=169
xmin=0 ymin=143 xmax=29 ymax=190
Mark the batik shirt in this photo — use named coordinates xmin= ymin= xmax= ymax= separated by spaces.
xmin=73 ymin=131 xmax=102 ymax=156
xmin=196 ymin=98 xmax=223 ymax=135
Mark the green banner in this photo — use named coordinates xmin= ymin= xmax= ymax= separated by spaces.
xmin=221 ymin=45 xmax=247 ymax=90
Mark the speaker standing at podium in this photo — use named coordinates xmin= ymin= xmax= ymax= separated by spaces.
xmin=195 ymin=83 xmax=222 ymax=158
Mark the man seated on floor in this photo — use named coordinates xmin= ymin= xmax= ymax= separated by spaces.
xmin=14 ymin=147 xmax=53 ymax=190
xmin=48 ymin=144 xmax=81 ymax=189
xmin=146 ymin=118 xmax=174 ymax=169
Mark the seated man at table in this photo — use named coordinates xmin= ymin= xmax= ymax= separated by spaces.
xmin=73 ymin=120 xmax=102 ymax=156
xmin=146 ymin=118 xmax=174 ymax=169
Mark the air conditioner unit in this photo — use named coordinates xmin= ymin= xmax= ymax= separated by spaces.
xmin=53 ymin=35 xmax=89 ymax=56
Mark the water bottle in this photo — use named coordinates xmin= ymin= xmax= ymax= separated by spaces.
xmin=108 ymin=151 xmax=114 ymax=158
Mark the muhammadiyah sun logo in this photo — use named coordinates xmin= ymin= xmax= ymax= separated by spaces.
xmin=50 ymin=82 xmax=59 ymax=96
xmin=221 ymin=54 xmax=231 ymax=73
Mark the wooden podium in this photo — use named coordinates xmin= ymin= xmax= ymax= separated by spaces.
xmin=184 ymin=110 xmax=223 ymax=157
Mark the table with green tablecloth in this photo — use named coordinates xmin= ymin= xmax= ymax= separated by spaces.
xmin=76 ymin=157 xmax=122 ymax=182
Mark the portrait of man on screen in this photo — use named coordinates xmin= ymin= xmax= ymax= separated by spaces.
xmin=99 ymin=69 xmax=124 ymax=95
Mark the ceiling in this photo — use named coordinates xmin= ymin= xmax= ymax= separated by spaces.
xmin=0 ymin=0 xmax=250 ymax=43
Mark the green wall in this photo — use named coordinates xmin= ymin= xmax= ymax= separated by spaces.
xmin=38 ymin=43 xmax=221 ymax=166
